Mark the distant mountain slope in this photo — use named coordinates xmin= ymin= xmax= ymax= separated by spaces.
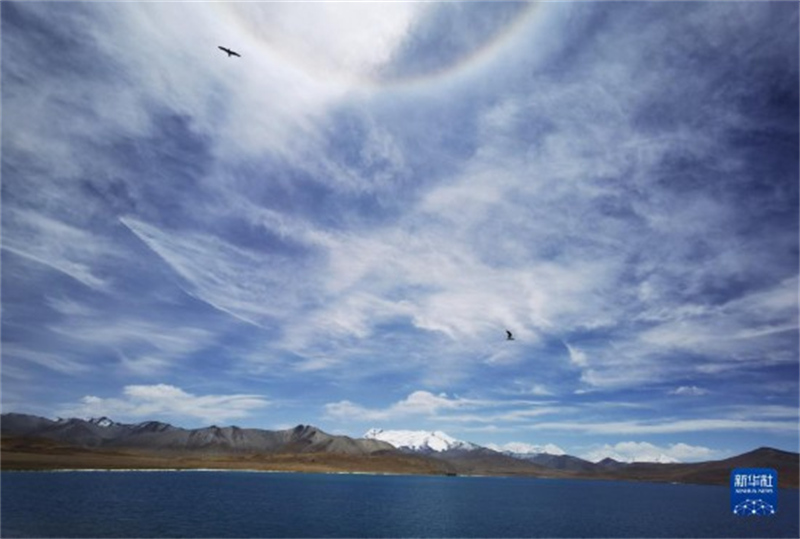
xmin=521 ymin=453 xmax=599 ymax=473
xmin=596 ymin=457 xmax=627 ymax=470
xmin=595 ymin=447 xmax=799 ymax=488
xmin=431 ymin=445 xmax=558 ymax=477
xmin=677 ymin=447 xmax=799 ymax=487
xmin=1 ymin=413 xmax=392 ymax=456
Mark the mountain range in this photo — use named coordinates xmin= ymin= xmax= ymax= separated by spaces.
xmin=2 ymin=413 xmax=797 ymax=488
xmin=1 ymin=413 xmax=391 ymax=455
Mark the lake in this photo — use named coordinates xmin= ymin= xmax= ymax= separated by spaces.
xmin=2 ymin=471 xmax=797 ymax=538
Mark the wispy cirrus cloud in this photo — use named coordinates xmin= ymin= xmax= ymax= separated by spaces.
xmin=2 ymin=209 xmax=124 ymax=291
xmin=575 ymin=277 xmax=799 ymax=391
xmin=523 ymin=418 xmax=798 ymax=436
xmin=2 ymin=344 xmax=92 ymax=376
xmin=120 ymin=216 xmax=317 ymax=328
xmin=50 ymin=317 xmax=218 ymax=378
xmin=324 ymin=391 xmax=565 ymax=429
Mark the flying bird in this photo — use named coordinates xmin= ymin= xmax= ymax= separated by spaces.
xmin=506 ymin=330 xmax=515 ymax=341
xmin=218 ymin=46 xmax=241 ymax=58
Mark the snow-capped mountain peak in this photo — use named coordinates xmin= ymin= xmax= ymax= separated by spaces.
xmin=364 ymin=428 xmax=477 ymax=452
xmin=88 ymin=417 xmax=115 ymax=428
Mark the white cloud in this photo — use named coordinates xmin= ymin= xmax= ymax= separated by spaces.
xmin=669 ymin=386 xmax=709 ymax=396
xmin=324 ymin=390 xmax=481 ymax=422
xmin=506 ymin=382 xmax=554 ymax=397
xmin=396 ymin=391 xmax=473 ymax=415
xmin=487 ymin=441 xmax=566 ymax=456
xmin=225 ymin=3 xmax=423 ymax=85
xmin=74 ymin=2 xmax=425 ymax=167
xmin=324 ymin=391 xmax=564 ymax=428
xmin=723 ymin=404 xmax=799 ymax=420
xmin=63 ymin=384 xmax=269 ymax=425
xmin=565 ymin=343 xmax=589 ymax=368
xmin=581 ymin=441 xmax=722 ymax=464
xmin=5 ymin=2 xmax=416 ymax=212
xmin=524 ymin=417 xmax=798 ymax=435
xmin=528 ymin=384 xmax=554 ymax=397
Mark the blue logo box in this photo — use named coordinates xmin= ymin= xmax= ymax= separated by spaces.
xmin=730 ymin=468 xmax=777 ymax=516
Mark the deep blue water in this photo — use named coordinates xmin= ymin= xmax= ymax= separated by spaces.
xmin=1 ymin=471 xmax=797 ymax=538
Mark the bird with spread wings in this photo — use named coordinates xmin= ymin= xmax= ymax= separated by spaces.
xmin=218 ymin=46 xmax=241 ymax=58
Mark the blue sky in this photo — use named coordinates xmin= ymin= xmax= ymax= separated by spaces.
xmin=2 ymin=1 xmax=798 ymax=463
